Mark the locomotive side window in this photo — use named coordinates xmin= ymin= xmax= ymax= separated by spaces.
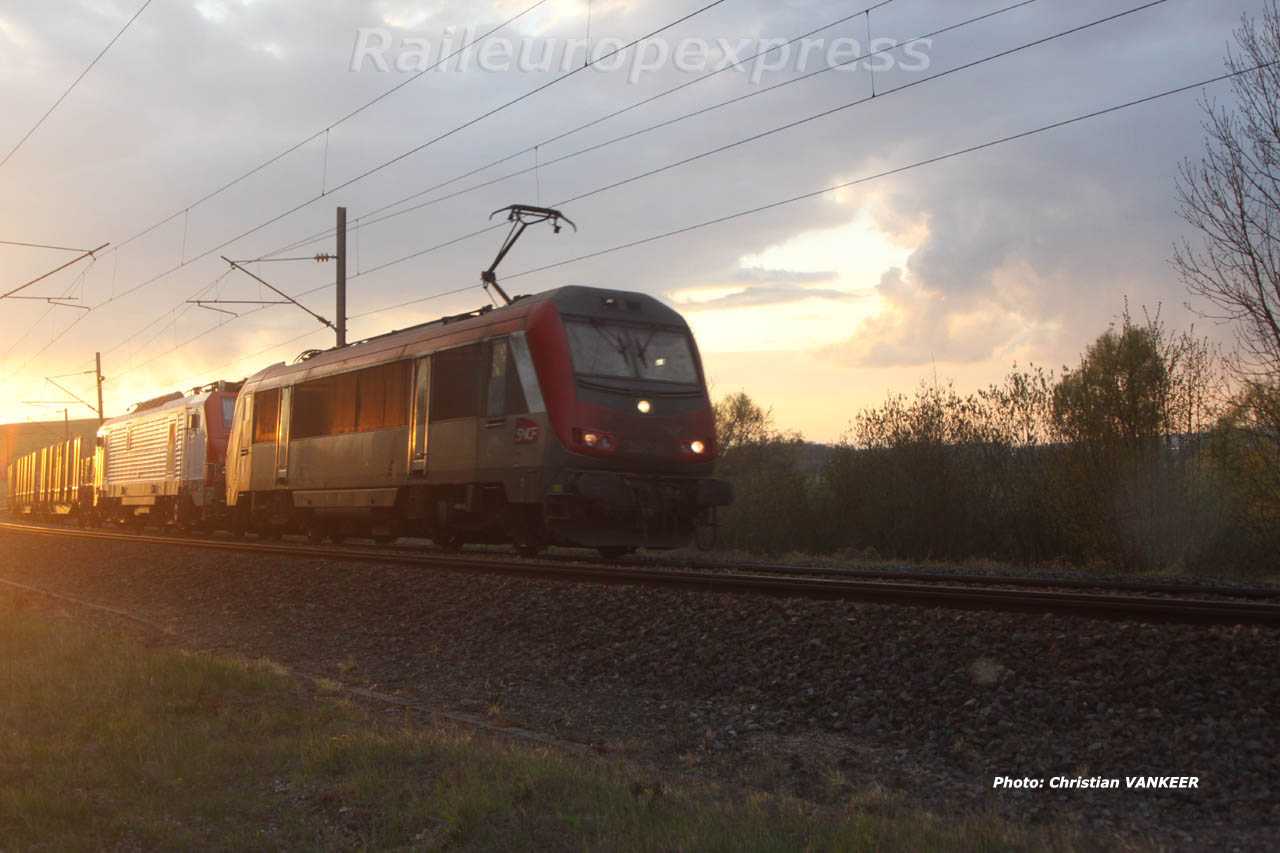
xmin=293 ymin=373 xmax=356 ymax=438
xmin=354 ymin=360 xmax=412 ymax=431
xmin=430 ymin=344 xmax=483 ymax=422
xmin=292 ymin=361 xmax=412 ymax=439
xmin=221 ymin=397 xmax=235 ymax=429
xmin=253 ymin=388 xmax=280 ymax=443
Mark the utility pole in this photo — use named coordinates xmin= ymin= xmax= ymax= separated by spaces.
xmin=94 ymin=352 xmax=104 ymax=425
xmin=336 ymin=206 xmax=347 ymax=348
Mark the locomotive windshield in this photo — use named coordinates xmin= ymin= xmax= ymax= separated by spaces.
xmin=564 ymin=319 xmax=699 ymax=384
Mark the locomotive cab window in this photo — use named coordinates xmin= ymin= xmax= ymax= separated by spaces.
xmin=564 ymin=319 xmax=699 ymax=384
xmin=430 ymin=344 xmax=483 ymax=422
xmin=221 ymin=397 xmax=235 ymax=430
xmin=253 ymin=388 xmax=280 ymax=443
xmin=486 ymin=338 xmax=529 ymax=417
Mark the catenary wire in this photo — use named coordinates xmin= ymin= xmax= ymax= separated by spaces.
xmin=101 ymin=0 xmax=555 ymax=257
xmin=99 ymin=0 xmax=902 ymax=357
xmin=22 ymin=0 xmax=1189 ymax=395
xmin=505 ymin=66 xmax=1271 ymax=281
xmin=77 ymin=0 xmax=1173 ymax=382
xmin=111 ymin=56 xmax=1237 ymax=388
xmin=0 ymin=0 xmax=155 ymax=172
xmin=85 ymin=0 xmax=741 ymax=363
xmin=350 ymin=0 xmax=1164 ymax=279
xmin=0 ymin=240 xmax=96 ymax=252
xmin=265 ymin=0 xmax=909 ymax=258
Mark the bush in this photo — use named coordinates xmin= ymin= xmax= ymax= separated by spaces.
xmin=709 ymin=307 xmax=1280 ymax=577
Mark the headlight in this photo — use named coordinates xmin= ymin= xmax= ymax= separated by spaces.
xmin=576 ymin=429 xmax=616 ymax=452
xmin=690 ymin=440 xmax=705 ymax=454
xmin=637 ymin=399 xmax=651 ymax=414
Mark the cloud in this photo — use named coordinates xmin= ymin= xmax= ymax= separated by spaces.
xmin=817 ymin=267 xmax=1029 ymax=367
xmin=0 ymin=0 xmax=1262 ymax=427
xmin=673 ymin=282 xmax=865 ymax=311
xmin=728 ymin=266 xmax=837 ymax=284
xmin=0 ymin=16 xmax=30 ymax=47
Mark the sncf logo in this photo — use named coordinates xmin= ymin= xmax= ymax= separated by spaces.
xmin=514 ymin=417 xmax=540 ymax=444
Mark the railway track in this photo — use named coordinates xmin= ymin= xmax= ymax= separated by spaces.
xmin=376 ymin=541 xmax=1280 ymax=601
xmin=2 ymin=520 xmax=1278 ymax=626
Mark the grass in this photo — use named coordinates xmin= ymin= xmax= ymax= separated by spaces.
xmin=0 ymin=596 xmax=1093 ymax=851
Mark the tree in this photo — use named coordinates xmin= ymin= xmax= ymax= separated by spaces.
xmin=1051 ymin=317 xmax=1169 ymax=448
xmin=1048 ymin=310 xmax=1229 ymax=569
xmin=712 ymin=391 xmax=777 ymax=453
xmin=1174 ymin=2 xmax=1280 ymax=438
xmin=709 ymin=392 xmax=822 ymax=554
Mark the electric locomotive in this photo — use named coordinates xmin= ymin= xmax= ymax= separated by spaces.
xmin=7 ymin=205 xmax=731 ymax=555
xmin=225 ymin=284 xmax=732 ymax=555
xmin=94 ymin=382 xmax=240 ymax=528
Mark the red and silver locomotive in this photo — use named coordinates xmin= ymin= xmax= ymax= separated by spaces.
xmin=94 ymin=383 xmax=239 ymax=528
xmin=8 ymin=206 xmax=732 ymax=556
xmin=7 ymin=383 xmax=239 ymax=527
xmin=226 ymin=284 xmax=731 ymax=556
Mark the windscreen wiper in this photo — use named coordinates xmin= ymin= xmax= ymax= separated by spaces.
xmin=589 ymin=317 xmax=631 ymax=361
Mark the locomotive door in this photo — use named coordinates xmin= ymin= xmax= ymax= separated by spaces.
xmin=275 ymin=387 xmax=292 ymax=484
xmin=478 ymin=339 xmax=509 ymax=479
xmin=408 ymin=356 xmax=430 ymax=476
xmin=477 ymin=337 xmax=537 ymax=480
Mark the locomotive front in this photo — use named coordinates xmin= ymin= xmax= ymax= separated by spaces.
xmin=526 ymin=286 xmax=732 ymax=551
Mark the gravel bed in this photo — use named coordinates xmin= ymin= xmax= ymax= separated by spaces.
xmin=2 ymin=528 xmax=1277 ymax=849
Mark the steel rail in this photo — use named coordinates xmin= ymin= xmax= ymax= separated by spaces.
xmin=320 ymin=540 xmax=1280 ymax=600
xmin=159 ymin=526 xmax=1279 ymax=600
xmin=2 ymin=521 xmax=1277 ymax=627
xmin=64 ymin=520 xmax=1265 ymax=600
xmin=666 ymin=560 xmax=1280 ymax=599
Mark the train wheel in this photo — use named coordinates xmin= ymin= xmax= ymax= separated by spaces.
xmin=372 ymin=535 xmax=397 ymax=546
xmin=597 ymin=546 xmax=635 ymax=560
xmin=306 ymin=524 xmax=325 ymax=545
xmin=513 ymin=529 xmax=547 ymax=557
xmin=329 ymin=532 xmax=346 ymax=545
xmin=438 ymin=531 xmax=466 ymax=552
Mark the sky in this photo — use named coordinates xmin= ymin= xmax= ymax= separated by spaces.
xmin=0 ymin=0 xmax=1268 ymax=442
